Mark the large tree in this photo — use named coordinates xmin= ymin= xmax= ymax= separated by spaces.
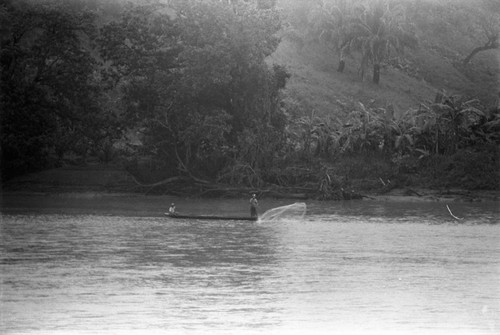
xmin=0 ymin=1 xmax=108 ymax=179
xmin=99 ymin=0 xmax=287 ymax=183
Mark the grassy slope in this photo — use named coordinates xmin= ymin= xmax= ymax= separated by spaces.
xmin=269 ymin=40 xmax=439 ymax=118
xmin=268 ymin=9 xmax=499 ymax=119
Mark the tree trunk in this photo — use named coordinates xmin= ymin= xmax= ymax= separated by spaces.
xmin=372 ymin=63 xmax=380 ymax=84
xmin=337 ymin=59 xmax=345 ymax=72
xmin=463 ymin=38 xmax=499 ymax=66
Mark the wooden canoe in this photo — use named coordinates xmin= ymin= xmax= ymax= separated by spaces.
xmin=165 ymin=213 xmax=258 ymax=221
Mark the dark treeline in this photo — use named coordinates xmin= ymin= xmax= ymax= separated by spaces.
xmin=1 ymin=0 xmax=499 ymax=198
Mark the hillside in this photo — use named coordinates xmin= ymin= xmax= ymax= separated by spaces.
xmin=269 ymin=0 xmax=500 ymax=119
xmin=269 ymin=40 xmax=437 ymax=118
xmin=269 ymin=39 xmax=499 ymax=119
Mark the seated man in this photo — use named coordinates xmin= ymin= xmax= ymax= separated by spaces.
xmin=168 ymin=203 xmax=176 ymax=215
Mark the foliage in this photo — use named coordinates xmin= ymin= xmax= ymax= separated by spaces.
xmin=98 ymin=0 xmax=286 ymax=181
xmin=402 ymin=95 xmax=492 ymax=155
xmin=0 ymin=0 xmax=117 ymax=179
xmin=279 ymin=92 xmax=500 ymax=191
xmin=419 ymin=146 xmax=500 ymax=190
xmin=2 ymin=0 xmax=499 ymax=194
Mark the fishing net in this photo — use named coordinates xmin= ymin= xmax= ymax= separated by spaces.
xmin=258 ymin=202 xmax=307 ymax=222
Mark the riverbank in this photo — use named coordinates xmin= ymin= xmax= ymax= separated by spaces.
xmin=2 ymin=164 xmax=499 ymax=203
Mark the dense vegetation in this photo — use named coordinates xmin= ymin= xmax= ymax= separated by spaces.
xmin=1 ymin=0 xmax=499 ymax=198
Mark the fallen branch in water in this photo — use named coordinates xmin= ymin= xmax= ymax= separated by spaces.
xmin=446 ymin=205 xmax=463 ymax=220
xmin=379 ymin=177 xmax=386 ymax=186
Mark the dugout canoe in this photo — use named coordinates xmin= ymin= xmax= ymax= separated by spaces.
xmin=165 ymin=213 xmax=258 ymax=221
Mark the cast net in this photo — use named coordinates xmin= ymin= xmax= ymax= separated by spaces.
xmin=258 ymin=202 xmax=307 ymax=222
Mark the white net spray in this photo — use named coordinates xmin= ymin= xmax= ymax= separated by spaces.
xmin=258 ymin=202 xmax=307 ymax=222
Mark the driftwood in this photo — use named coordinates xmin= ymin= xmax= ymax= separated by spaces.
xmin=446 ymin=205 xmax=463 ymax=220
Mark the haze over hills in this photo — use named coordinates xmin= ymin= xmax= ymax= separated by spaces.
xmin=271 ymin=0 xmax=500 ymax=119
xmin=31 ymin=0 xmax=499 ymax=119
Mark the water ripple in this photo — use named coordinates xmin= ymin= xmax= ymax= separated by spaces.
xmin=1 ymin=200 xmax=499 ymax=334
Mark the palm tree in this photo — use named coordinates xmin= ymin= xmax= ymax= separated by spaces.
xmin=350 ymin=0 xmax=417 ymax=84
xmin=307 ymin=0 xmax=358 ymax=73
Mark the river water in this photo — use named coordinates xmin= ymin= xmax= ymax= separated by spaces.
xmin=1 ymin=194 xmax=499 ymax=334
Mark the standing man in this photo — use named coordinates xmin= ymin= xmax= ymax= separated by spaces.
xmin=249 ymin=194 xmax=258 ymax=218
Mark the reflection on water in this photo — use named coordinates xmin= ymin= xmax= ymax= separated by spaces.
xmin=1 ymin=196 xmax=499 ymax=334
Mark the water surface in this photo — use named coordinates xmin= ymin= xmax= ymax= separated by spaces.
xmin=1 ymin=195 xmax=499 ymax=334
